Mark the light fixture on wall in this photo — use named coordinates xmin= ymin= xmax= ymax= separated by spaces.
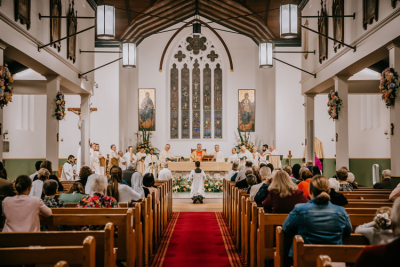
xmin=259 ymin=42 xmax=273 ymax=68
xmin=97 ymin=4 xmax=115 ymax=40
xmin=122 ymin=43 xmax=137 ymax=68
xmin=193 ymin=23 xmax=201 ymax=36
xmin=280 ymin=4 xmax=298 ymax=39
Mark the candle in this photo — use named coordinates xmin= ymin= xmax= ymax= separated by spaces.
xmin=289 ymin=150 xmax=291 ymax=155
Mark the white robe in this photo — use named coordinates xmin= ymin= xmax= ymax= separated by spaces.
xmin=97 ymin=150 xmax=105 ymax=175
xmin=228 ymin=153 xmax=239 ymax=164
xmin=158 ymin=168 xmax=173 ymax=181
xmin=110 ymin=150 xmax=118 ymax=159
xmin=189 ymin=169 xmax=206 ymax=198
xmin=90 ymin=148 xmax=101 ymax=175
xmin=61 ymin=162 xmax=75 ymax=181
xmin=124 ymin=152 xmax=137 ymax=165
xmin=119 ymin=156 xmax=127 ymax=171
xmin=159 ymin=150 xmax=174 ymax=164
xmin=237 ymin=150 xmax=252 ymax=167
xmin=76 ymin=146 xmax=81 ymax=173
xmin=260 ymin=152 xmax=271 ymax=164
xmin=136 ymin=152 xmax=147 ymax=174
xmin=214 ymin=151 xmax=225 ymax=162
xmin=271 ymin=150 xmax=278 ymax=155
xmin=29 ymin=180 xmax=43 ymax=198
xmin=144 ymin=154 xmax=158 ymax=176
xmin=251 ymin=152 xmax=260 ymax=167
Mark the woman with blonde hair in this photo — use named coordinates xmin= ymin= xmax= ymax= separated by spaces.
xmin=283 ymin=175 xmax=352 ymax=257
xmin=34 ymin=160 xmax=64 ymax=192
xmin=262 ymin=170 xmax=308 ymax=213
xmin=355 ymin=206 xmax=394 ymax=245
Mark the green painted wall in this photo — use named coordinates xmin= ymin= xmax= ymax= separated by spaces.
xmin=4 ymin=159 xmax=67 ymax=181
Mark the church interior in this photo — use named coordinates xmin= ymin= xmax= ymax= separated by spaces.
xmin=0 ymin=0 xmax=400 ymax=266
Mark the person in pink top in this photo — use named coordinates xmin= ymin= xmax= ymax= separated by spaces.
xmin=2 ymin=175 xmax=52 ymax=232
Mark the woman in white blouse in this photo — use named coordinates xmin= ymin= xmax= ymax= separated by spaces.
xmin=107 ymin=166 xmax=141 ymax=203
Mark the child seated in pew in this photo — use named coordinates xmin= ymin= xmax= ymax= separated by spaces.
xmin=355 ymin=206 xmax=394 ymax=245
xmin=282 ymin=175 xmax=352 ymax=257
xmin=2 ymin=175 xmax=52 ymax=232
xmin=43 ymin=180 xmax=65 ymax=208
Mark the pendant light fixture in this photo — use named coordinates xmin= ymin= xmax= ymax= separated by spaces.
xmin=259 ymin=42 xmax=274 ymax=68
xmin=97 ymin=4 xmax=115 ymax=40
xmin=122 ymin=43 xmax=136 ymax=68
xmin=280 ymin=4 xmax=298 ymax=38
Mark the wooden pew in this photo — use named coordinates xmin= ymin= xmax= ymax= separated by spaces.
xmin=345 ymin=202 xmax=393 ymax=208
xmin=40 ymin=209 xmax=137 ymax=267
xmin=0 ymin=223 xmax=116 ymax=267
xmin=344 ymin=194 xmax=389 ymax=200
xmin=55 ymin=261 xmax=70 ymax=267
xmin=317 ymin=255 xmax=332 ymax=267
xmin=340 ymin=190 xmax=390 ymax=194
xmin=0 ymin=236 xmax=96 ymax=267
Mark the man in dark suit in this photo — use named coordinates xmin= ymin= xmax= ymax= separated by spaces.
xmin=0 ymin=178 xmax=16 ymax=215
xmin=374 ymin=169 xmax=392 ymax=189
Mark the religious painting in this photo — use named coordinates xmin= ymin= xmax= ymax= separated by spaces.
xmin=318 ymin=3 xmax=328 ymax=64
xmin=50 ymin=0 xmax=62 ymax=52
xmin=181 ymin=64 xmax=190 ymax=139
xmin=203 ymin=63 xmax=211 ymax=139
xmin=214 ymin=64 xmax=223 ymax=138
xmin=332 ymin=0 xmax=344 ymax=53
xmin=67 ymin=3 xmax=77 ymax=63
xmin=363 ymin=0 xmax=379 ymax=30
xmin=170 ymin=64 xmax=179 ymax=139
xmin=138 ymin=88 xmax=156 ymax=131
xmin=238 ymin=89 xmax=255 ymax=132
xmin=14 ymin=0 xmax=31 ymax=30
xmin=192 ymin=59 xmax=201 ymax=139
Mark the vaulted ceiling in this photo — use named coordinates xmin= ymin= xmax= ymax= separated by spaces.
xmin=94 ymin=0 xmax=302 ymax=46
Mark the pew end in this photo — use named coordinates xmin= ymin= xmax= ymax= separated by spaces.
xmin=317 ymin=255 xmax=332 ymax=267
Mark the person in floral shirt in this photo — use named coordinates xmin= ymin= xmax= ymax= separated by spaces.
xmin=77 ymin=175 xmax=117 ymax=208
xmin=42 ymin=180 xmax=65 ymax=208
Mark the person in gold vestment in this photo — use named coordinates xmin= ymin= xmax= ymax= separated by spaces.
xmin=136 ymin=148 xmax=146 ymax=174
xmin=190 ymin=143 xmax=207 ymax=162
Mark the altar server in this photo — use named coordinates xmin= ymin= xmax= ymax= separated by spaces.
xmin=213 ymin=145 xmax=225 ymax=162
xmin=110 ymin=144 xmax=119 ymax=158
xmin=144 ymin=148 xmax=158 ymax=176
xmin=136 ymin=147 xmax=147 ymax=174
xmin=228 ymin=148 xmax=239 ymax=164
xmin=238 ymin=145 xmax=252 ymax=167
xmin=96 ymin=144 xmax=105 ymax=175
xmin=90 ymin=143 xmax=101 ymax=175
xmin=124 ymin=146 xmax=137 ymax=165
xmin=118 ymin=151 xmax=127 ymax=170
xmin=61 ymin=155 xmax=76 ymax=181
xmin=189 ymin=161 xmax=206 ymax=204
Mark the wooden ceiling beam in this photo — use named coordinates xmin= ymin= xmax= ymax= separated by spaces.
xmin=264 ymin=0 xmax=271 ymax=23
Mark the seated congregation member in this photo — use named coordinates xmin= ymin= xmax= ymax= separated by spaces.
xmin=2 ymin=175 xmax=52 ymax=232
xmin=29 ymin=168 xmax=50 ymax=198
xmin=355 ymin=206 xmax=394 ymax=245
xmin=131 ymin=166 xmax=145 ymax=198
xmin=374 ymin=169 xmax=392 ymax=189
xmin=76 ymin=166 xmax=92 ymax=189
xmin=283 ymin=165 xmax=299 ymax=185
xmin=235 ymin=169 xmax=254 ymax=188
xmin=341 ymin=166 xmax=356 ymax=188
xmin=297 ymin=170 xmax=313 ymax=198
xmin=59 ymin=182 xmax=87 ymax=203
xmin=355 ymin=198 xmax=400 ymax=267
xmin=328 ymin=178 xmax=348 ymax=206
xmin=337 ymin=168 xmax=353 ymax=191
xmin=298 ymin=167 xmax=309 ymax=181
xmin=229 ymin=162 xmax=239 ymax=181
xmin=159 ymin=162 xmax=173 ymax=181
xmin=43 ymin=180 xmax=65 ymax=208
xmin=251 ymin=166 xmax=272 ymax=201
xmin=143 ymin=173 xmax=159 ymax=204
xmin=244 ymin=174 xmax=258 ymax=194
xmin=262 ymin=171 xmax=308 ymax=213
xmin=389 ymin=183 xmax=400 ymax=201
xmin=312 ymin=166 xmax=321 ymax=176
xmin=35 ymin=160 xmax=64 ymax=192
xmin=29 ymin=160 xmax=42 ymax=180
xmin=189 ymin=161 xmax=206 ymax=204
xmin=0 ymin=162 xmax=8 ymax=180
xmin=236 ymin=161 xmax=253 ymax=182
xmin=122 ymin=163 xmax=136 ymax=186
xmin=291 ymin=164 xmax=301 ymax=181
xmin=0 ymin=174 xmax=16 ymax=216
xmin=78 ymin=175 xmax=117 ymax=208
xmin=107 ymin=166 xmax=141 ymax=203
xmin=283 ymin=175 xmax=352 ymax=256
xmin=306 ymin=160 xmax=313 ymax=172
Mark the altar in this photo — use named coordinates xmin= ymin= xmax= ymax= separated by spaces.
xmin=168 ymin=162 xmax=231 ymax=179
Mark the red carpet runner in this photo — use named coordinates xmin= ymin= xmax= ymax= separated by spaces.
xmin=151 ymin=212 xmax=243 ymax=267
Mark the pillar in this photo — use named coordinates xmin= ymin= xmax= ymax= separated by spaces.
xmin=388 ymin=43 xmax=400 ymax=176
xmin=0 ymin=42 xmax=6 ymax=162
xmin=80 ymin=94 xmax=91 ymax=167
xmin=333 ymin=75 xmax=350 ymax=170
xmin=304 ymin=93 xmax=315 ymax=164
xmin=46 ymin=75 xmax=61 ymax=172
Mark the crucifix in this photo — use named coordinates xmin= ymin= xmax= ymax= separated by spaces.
xmin=68 ymin=107 xmax=98 ymax=130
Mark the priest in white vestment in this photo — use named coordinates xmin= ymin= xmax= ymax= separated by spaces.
xmin=237 ymin=145 xmax=252 ymax=168
xmin=228 ymin=148 xmax=239 ymax=164
xmin=61 ymin=155 xmax=77 ymax=181
xmin=158 ymin=163 xmax=173 ymax=181
xmin=159 ymin=144 xmax=174 ymax=167
xmin=90 ymin=143 xmax=101 ymax=175
xmin=110 ymin=144 xmax=119 ymax=159
xmin=118 ymin=151 xmax=127 ymax=170
xmin=213 ymin=145 xmax=225 ymax=162
xmin=270 ymin=145 xmax=278 ymax=155
xmin=144 ymin=149 xmax=158 ymax=176
xmin=124 ymin=146 xmax=137 ymax=166
xmin=189 ymin=161 xmax=206 ymax=202
xmin=136 ymin=148 xmax=147 ymax=174
xmin=251 ymin=147 xmax=260 ymax=167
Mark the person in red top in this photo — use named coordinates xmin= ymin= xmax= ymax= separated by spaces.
xmin=262 ymin=170 xmax=308 ymax=213
xmin=297 ymin=170 xmax=313 ymax=198
xmin=355 ymin=198 xmax=400 ymax=267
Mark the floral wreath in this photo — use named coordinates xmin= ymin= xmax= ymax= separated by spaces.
xmin=379 ymin=67 xmax=398 ymax=108
xmin=54 ymin=91 xmax=66 ymax=120
xmin=0 ymin=64 xmax=14 ymax=108
xmin=327 ymin=90 xmax=342 ymax=121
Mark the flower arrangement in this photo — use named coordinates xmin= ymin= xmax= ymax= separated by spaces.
xmin=379 ymin=67 xmax=398 ymax=108
xmin=0 ymin=64 xmax=14 ymax=108
xmin=54 ymin=91 xmax=66 ymax=120
xmin=172 ymin=176 xmax=223 ymax=193
xmin=137 ymin=129 xmax=159 ymax=154
xmin=327 ymin=90 xmax=342 ymax=121
xmin=235 ymin=128 xmax=254 ymax=152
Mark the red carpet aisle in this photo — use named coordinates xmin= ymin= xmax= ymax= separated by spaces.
xmin=151 ymin=212 xmax=243 ymax=267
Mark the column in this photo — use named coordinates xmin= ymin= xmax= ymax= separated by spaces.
xmin=80 ymin=94 xmax=91 ymax=167
xmin=304 ymin=93 xmax=315 ymax=164
xmin=333 ymin=75 xmax=350 ymax=170
xmin=388 ymin=43 xmax=400 ymax=176
xmin=46 ymin=75 xmax=61 ymax=172
xmin=0 ymin=42 xmax=6 ymax=162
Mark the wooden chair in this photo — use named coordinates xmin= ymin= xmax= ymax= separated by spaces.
xmin=0 ymin=223 xmax=116 ymax=267
xmin=0 ymin=236 xmax=96 ymax=267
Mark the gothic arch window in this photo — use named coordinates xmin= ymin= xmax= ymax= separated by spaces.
xmin=169 ymin=34 xmax=223 ymax=139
